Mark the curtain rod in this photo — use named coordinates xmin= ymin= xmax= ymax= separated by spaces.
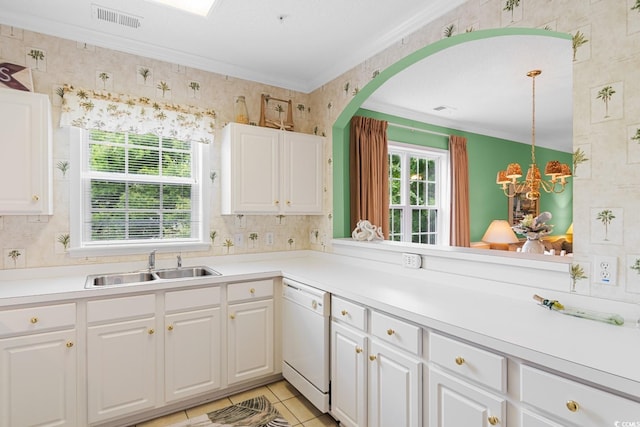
xmin=388 ymin=123 xmax=450 ymax=138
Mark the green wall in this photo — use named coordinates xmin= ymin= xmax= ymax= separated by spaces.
xmin=349 ymin=109 xmax=573 ymax=242
xmin=332 ymin=28 xmax=573 ymax=242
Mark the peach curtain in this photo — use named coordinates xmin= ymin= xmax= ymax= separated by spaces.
xmin=350 ymin=116 xmax=389 ymax=238
xmin=449 ymin=135 xmax=470 ymax=247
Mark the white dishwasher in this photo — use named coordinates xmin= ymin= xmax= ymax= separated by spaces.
xmin=282 ymin=278 xmax=330 ymax=412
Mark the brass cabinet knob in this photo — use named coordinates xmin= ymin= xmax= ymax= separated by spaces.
xmin=341 ymin=309 xmax=348 ymax=316
xmin=387 ymin=329 xmax=395 ymax=336
xmin=148 ymin=329 xmax=155 ymax=335
xmin=30 ymin=317 xmax=39 ymax=324
xmin=286 ymin=200 xmax=291 ymax=206
xmin=167 ymin=325 xmax=174 ymax=331
xmin=369 ymin=355 xmax=377 ymax=361
xmin=355 ymin=346 xmax=363 ymax=354
xmin=230 ymin=313 xmax=236 ymax=320
xmin=249 ymin=288 xmax=255 ymax=294
xmin=566 ymin=400 xmax=579 ymax=412
xmin=32 ymin=195 xmax=39 ymax=201
xmin=66 ymin=341 xmax=74 ymax=348
xmin=274 ymin=200 xmax=280 ymax=205
xmin=455 ymin=356 xmax=465 ymax=366
xmin=488 ymin=415 xmax=499 ymax=425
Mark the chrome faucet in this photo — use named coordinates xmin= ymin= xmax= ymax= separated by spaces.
xmin=148 ymin=249 xmax=156 ymax=271
xmin=177 ymin=253 xmax=182 ymax=268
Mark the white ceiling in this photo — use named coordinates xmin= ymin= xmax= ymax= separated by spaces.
xmin=0 ymin=0 xmax=572 ymax=151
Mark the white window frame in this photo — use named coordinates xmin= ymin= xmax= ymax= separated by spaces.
xmin=68 ymin=127 xmax=210 ymax=257
xmin=388 ymin=141 xmax=450 ymax=245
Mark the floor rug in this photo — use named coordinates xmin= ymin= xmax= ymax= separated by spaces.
xmin=167 ymin=395 xmax=291 ymax=427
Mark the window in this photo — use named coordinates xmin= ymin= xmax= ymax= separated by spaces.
xmin=388 ymin=142 xmax=449 ymax=245
xmin=70 ymin=128 xmax=208 ymax=255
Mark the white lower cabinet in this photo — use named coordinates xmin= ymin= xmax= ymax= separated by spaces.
xmin=429 ymin=367 xmax=505 ymax=427
xmin=164 ymin=287 xmax=222 ymax=402
xmin=330 ymin=321 xmax=367 ymax=427
xmin=0 ymin=329 xmax=77 ymax=427
xmin=368 ymin=339 xmax=422 ymax=427
xmin=521 ymin=409 xmax=567 ymax=427
xmin=227 ymin=280 xmax=275 ymax=384
xmin=330 ymin=296 xmax=422 ymax=427
xmin=521 ymin=365 xmax=640 ymax=427
xmin=0 ymin=302 xmax=77 ymax=427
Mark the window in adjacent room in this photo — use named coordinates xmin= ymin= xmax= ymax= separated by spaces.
xmin=388 ymin=142 xmax=449 ymax=245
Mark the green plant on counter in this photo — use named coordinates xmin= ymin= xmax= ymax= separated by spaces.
xmin=569 ymin=264 xmax=587 ymax=292
xmin=57 ymin=234 xmax=70 ymax=250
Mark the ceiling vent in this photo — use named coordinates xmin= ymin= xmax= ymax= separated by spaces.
xmin=92 ymin=4 xmax=142 ymax=29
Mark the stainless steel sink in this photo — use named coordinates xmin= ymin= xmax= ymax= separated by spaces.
xmin=155 ymin=266 xmax=220 ymax=279
xmin=85 ymin=266 xmax=220 ymax=288
xmin=87 ymin=271 xmax=156 ymax=287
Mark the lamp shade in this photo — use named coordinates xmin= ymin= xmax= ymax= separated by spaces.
xmin=482 ymin=220 xmax=519 ymax=245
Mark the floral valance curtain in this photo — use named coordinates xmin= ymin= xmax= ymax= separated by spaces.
xmin=58 ymin=85 xmax=216 ymax=144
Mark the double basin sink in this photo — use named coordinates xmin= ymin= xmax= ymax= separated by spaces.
xmin=86 ymin=266 xmax=220 ymax=288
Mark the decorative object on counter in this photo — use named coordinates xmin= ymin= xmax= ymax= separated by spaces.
xmin=165 ymin=395 xmax=291 ymax=427
xmin=496 ymin=70 xmax=571 ymax=201
xmin=512 ymin=211 xmax=553 ymax=254
xmin=259 ymin=94 xmax=293 ymax=131
xmin=569 ymin=263 xmax=587 ymax=292
xmin=481 ymin=219 xmax=519 ymax=250
xmin=533 ymin=294 xmax=624 ymax=326
xmin=352 ymin=219 xmax=384 ymax=241
xmin=234 ymin=95 xmax=249 ymax=124
xmin=0 ymin=62 xmax=33 ymax=91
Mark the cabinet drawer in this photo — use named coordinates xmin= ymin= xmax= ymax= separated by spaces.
xmin=228 ymin=279 xmax=273 ymax=303
xmin=0 ymin=303 xmax=75 ymax=337
xmin=370 ymin=309 xmax=421 ymax=355
xmin=521 ymin=365 xmax=640 ymax=426
xmin=430 ymin=332 xmax=506 ymax=393
xmin=331 ymin=296 xmax=366 ymax=331
xmin=87 ymin=294 xmax=156 ymax=324
xmin=165 ymin=286 xmax=221 ymax=312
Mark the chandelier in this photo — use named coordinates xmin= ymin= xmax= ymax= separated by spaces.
xmin=496 ymin=69 xmax=571 ymax=201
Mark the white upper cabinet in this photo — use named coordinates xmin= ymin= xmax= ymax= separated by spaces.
xmin=221 ymin=123 xmax=324 ymax=215
xmin=0 ymin=90 xmax=52 ymax=215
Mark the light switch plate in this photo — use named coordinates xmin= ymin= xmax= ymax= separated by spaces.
xmin=402 ymin=253 xmax=422 ymax=269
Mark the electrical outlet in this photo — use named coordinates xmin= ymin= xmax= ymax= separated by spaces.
xmin=593 ymin=255 xmax=617 ymax=285
xmin=265 ymin=232 xmax=274 ymax=246
xmin=402 ymin=253 xmax=422 ymax=269
xmin=233 ymin=233 xmax=244 ymax=247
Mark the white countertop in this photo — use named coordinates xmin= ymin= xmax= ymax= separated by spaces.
xmin=0 ymin=249 xmax=638 ymax=398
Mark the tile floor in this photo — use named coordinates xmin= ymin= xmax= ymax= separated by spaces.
xmin=135 ymin=380 xmax=339 ymax=427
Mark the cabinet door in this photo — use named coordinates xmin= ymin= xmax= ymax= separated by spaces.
xmin=429 ymin=367 xmax=505 ymax=427
xmin=521 ymin=409 xmax=566 ymax=427
xmin=282 ymin=132 xmax=324 ymax=214
xmin=330 ymin=321 xmax=367 ymax=427
xmin=227 ymin=298 xmax=274 ymax=384
xmin=0 ymin=90 xmax=52 ymax=215
xmin=165 ymin=308 xmax=221 ymax=402
xmin=87 ymin=317 xmax=157 ymax=424
xmin=224 ymin=123 xmax=280 ymax=213
xmin=368 ymin=340 xmax=421 ymax=427
xmin=0 ymin=330 xmax=77 ymax=427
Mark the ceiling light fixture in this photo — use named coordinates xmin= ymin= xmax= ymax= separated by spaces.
xmin=146 ymin=0 xmax=217 ymax=17
xmin=496 ymin=69 xmax=571 ymax=201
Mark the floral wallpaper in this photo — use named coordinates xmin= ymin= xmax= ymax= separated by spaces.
xmin=1 ymin=0 xmax=639 ymax=304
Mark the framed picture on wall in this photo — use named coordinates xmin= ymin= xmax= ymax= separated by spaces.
xmin=508 ymin=185 xmax=539 ymax=226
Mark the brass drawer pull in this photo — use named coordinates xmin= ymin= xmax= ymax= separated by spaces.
xmin=249 ymin=288 xmax=255 ymax=294
xmin=566 ymin=400 xmax=579 ymax=412
xmin=455 ymin=356 xmax=465 ymax=366
xmin=66 ymin=342 xmax=74 ymax=348
xmin=148 ymin=328 xmax=155 ymax=335
xmin=488 ymin=415 xmax=499 ymax=425
xmin=230 ymin=313 xmax=236 ymax=320
xmin=30 ymin=317 xmax=39 ymax=324
xmin=369 ymin=355 xmax=377 ymax=361
xmin=341 ymin=309 xmax=348 ymax=316
xmin=355 ymin=346 xmax=363 ymax=354
xmin=386 ymin=328 xmax=395 ymax=336
xmin=167 ymin=325 xmax=174 ymax=331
